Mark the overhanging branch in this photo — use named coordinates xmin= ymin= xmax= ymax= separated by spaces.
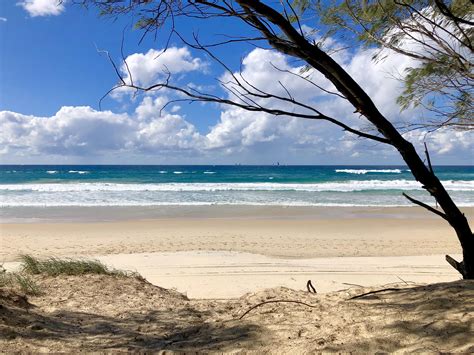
xmin=402 ymin=193 xmax=448 ymax=220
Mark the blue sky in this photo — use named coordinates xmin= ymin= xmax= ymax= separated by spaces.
xmin=0 ymin=0 xmax=472 ymax=165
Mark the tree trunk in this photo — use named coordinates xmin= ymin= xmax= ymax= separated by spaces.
xmin=396 ymin=140 xmax=474 ymax=279
xmin=237 ymin=0 xmax=474 ymax=279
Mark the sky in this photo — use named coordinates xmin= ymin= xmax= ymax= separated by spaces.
xmin=0 ymin=0 xmax=472 ymax=165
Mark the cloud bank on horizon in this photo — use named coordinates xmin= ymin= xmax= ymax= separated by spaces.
xmin=2 ymin=4 xmax=473 ymax=165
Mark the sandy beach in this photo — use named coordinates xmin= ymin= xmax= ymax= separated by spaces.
xmin=2 ymin=206 xmax=473 ymax=352
xmin=2 ymin=206 xmax=472 ymax=298
xmin=2 ymin=206 xmax=471 ymax=261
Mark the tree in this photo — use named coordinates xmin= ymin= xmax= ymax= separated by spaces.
xmin=80 ymin=0 xmax=474 ymax=279
xmin=317 ymin=0 xmax=473 ymax=130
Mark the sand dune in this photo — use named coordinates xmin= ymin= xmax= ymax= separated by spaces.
xmin=1 ymin=274 xmax=473 ymax=352
xmin=2 ymin=206 xmax=473 ymax=351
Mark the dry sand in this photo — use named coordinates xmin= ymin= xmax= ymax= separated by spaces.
xmin=1 ymin=274 xmax=473 ymax=352
xmin=1 ymin=206 xmax=470 ymax=299
xmin=2 ymin=206 xmax=471 ymax=262
xmin=1 ymin=206 xmax=474 ymax=352
xmin=96 ymin=251 xmax=463 ymax=298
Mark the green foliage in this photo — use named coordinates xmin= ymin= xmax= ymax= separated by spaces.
xmin=316 ymin=0 xmax=473 ymax=128
xmin=82 ymin=0 xmax=472 ymax=128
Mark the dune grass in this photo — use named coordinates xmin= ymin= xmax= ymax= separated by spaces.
xmin=0 ymin=264 xmax=41 ymax=296
xmin=0 ymin=256 xmax=144 ymax=296
xmin=19 ymin=254 xmax=143 ymax=279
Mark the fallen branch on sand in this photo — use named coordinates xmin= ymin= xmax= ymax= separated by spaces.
xmin=239 ymin=300 xmax=319 ymax=319
xmin=348 ymin=288 xmax=402 ymax=300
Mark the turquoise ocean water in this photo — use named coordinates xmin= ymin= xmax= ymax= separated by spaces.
xmin=0 ymin=165 xmax=473 ymax=207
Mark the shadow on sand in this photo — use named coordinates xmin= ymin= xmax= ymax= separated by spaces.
xmin=0 ymin=292 xmax=262 ymax=351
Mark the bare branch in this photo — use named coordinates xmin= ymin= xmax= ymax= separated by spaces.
xmin=402 ymin=193 xmax=448 ymax=220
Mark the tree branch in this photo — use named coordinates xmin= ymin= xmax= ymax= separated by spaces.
xmin=402 ymin=193 xmax=447 ymax=220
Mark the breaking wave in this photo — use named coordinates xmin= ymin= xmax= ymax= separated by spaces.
xmin=335 ymin=169 xmax=402 ymax=174
xmin=1 ymin=180 xmax=473 ymax=193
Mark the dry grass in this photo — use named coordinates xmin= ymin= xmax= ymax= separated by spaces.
xmin=0 ymin=264 xmax=41 ymax=296
xmin=19 ymin=254 xmax=143 ymax=279
xmin=1 ymin=255 xmax=144 ymax=297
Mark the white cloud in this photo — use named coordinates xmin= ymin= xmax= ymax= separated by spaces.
xmin=122 ymin=47 xmax=203 ymax=87
xmin=0 ymin=17 xmax=7 ymax=22
xmin=133 ymin=96 xmax=204 ymax=153
xmin=18 ymin=0 xmax=65 ymax=17
xmin=200 ymin=44 xmax=473 ymax=163
xmin=110 ymin=47 xmax=205 ymax=100
xmin=404 ymin=129 xmax=474 ymax=156
xmin=2 ymin=43 xmax=472 ymax=164
xmin=0 ymin=99 xmax=204 ymax=160
xmin=1 ymin=107 xmax=132 ymax=156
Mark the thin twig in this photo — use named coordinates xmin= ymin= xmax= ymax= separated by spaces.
xmin=239 ymin=299 xmax=318 ymax=319
xmin=349 ymin=288 xmax=402 ymax=300
xmin=396 ymin=276 xmax=409 ymax=285
xmin=342 ymin=282 xmax=364 ymax=287
xmin=424 ymin=142 xmax=434 ymax=174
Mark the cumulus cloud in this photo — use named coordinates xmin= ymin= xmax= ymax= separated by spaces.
xmin=1 ymin=107 xmax=132 ymax=156
xmin=200 ymin=44 xmax=472 ymax=162
xmin=118 ymin=47 xmax=202 ymax=90
xmin=110 ymin=47 xmax=205 ymax=100
xmin=2 ymin=43 xmax=472 ymax=164
xmin=404 ymin=129 xmax=474 ymax=156
xmin=18 ymin=0 xmax=65 ymax=17
xmin=0 ymin=99 xmax=205 ymax=159
xmin=133 ymin=96 xmax=204 ymax=153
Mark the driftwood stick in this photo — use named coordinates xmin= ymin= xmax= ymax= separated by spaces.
xmin=239 ymin=300 xmax=318 ymax=319
xmin=348 ymin=288 xmax=402 ymax=300
xmin=306 ymin=280 xmax=317 ymax=293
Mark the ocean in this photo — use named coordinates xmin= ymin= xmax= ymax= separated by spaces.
xmin=0 ymin=165 xmax=473 ymax=207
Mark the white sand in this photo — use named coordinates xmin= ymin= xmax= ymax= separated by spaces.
xmin=3 ymin=251 xmax=462 ymax=298
xmin=97 ymin=251 xmax=463 ymax=298
xmin=2 ymin=206 xmax=470 ymax=262
xmin=2 ymin=206 xmax=470 ymax=299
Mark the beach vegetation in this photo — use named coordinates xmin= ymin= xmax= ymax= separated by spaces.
xmin=19 ymin=254 xmax=144 ymax=279
xmin=79 ymin=0 xmax=474 ymax=279
xmin=317 ymin=0 xmax=473 ymax=130
xmin=0 ymin=265 xmax=41 ymax=296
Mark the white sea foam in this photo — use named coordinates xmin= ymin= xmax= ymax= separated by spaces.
xmin=335 ymin=169 xmax=402 ymax=174
xmin=1 ymin=200 xmax=472 ymax=207
xmin=203 ymin=171 xmax=216 ymax=174
xmin=1 ymin=180 xmax=473 ymax=192
xmin=173 ymin=171 xmax=183 ymax=174
xmin=158 ymin=171 xmax=167 ymax=174
xmin=46 ymin=170 xmax=58 ymax=174
xmin=68 ymin=170 xmax=89 ymax=174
